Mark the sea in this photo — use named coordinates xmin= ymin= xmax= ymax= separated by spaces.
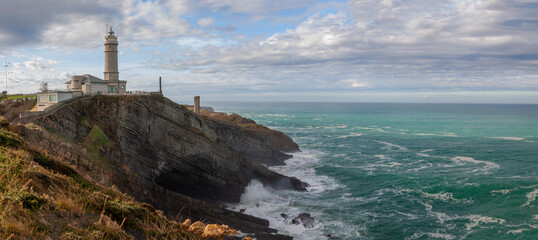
xmin=206 ymin=102 xmax=538 ymax=240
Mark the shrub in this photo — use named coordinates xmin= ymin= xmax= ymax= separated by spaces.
xmin=0 ymin=130 xmax=20 ymax=148
xmin=31 ymin=152 xmax=93 ymax=189
xmin=19 ymin=193 xmax=46 ymax=211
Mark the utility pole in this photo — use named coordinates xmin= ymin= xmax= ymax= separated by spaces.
xmin=2 ymin=63 xmax=11 ymax=93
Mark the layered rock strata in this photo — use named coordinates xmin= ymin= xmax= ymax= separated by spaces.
xmin=17 ymin=95 xmax=305 ymax=239
xmin=202 ymin=111 xmax=299 ymax=166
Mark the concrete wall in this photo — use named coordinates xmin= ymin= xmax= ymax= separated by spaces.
xmin=118 ymin=82 xmax=126 ymax=94
xmin=37 ymin=102 xmax=54 ymax=112
xmin=69 ymin=76 xmax=83 ymax=91
xmin=37 ymin=92 xmax=77 ymax=111
xmin=37 ymin=93 xmax=51 ymax=103
xmin=83 ymin=85 xmax=90 ymax=95
xmin=58 ymin=92 xmax=74 ymax=102
xmin=104 ymin=82 xmax=127 ymax=94
xmin=88 ymin=84 xmax=107 ymax=95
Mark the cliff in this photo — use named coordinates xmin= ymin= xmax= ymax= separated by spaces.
xmin=14 ymin=95 xmax=306 ymax=239
xmin=0 ymin=122 xmax=238 ymax=240
xmin=202 ymin=111 xmax=299 ymax=166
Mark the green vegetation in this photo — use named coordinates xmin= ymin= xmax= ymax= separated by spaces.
xmin=19 ymin=193 xmax=47 ymax=211
xmin=0 ymin=128 xmax=209 ymax=239
xmin=32 ymin=151 xmax=93 ymax=189
xmin=85 ymin=125 xmax=113 ymax=170
xmin=6 ymin=94 xmax=36 ymax=101
xmin=45 ymin=127 xmax=74 ymax=144
xmin=0 ymin=129 xmax=20 ymax=148
xmin=88 ymin=125 xmax=112 ymax=148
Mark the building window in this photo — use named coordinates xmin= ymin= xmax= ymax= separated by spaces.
xmin=49 ymin=95 xmax=56 ymax=102
xmin=37 ymin=95 xmax=41 ymax=102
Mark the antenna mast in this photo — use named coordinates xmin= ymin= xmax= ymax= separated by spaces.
xmin=2 ymin=63 xmax=10 ymax=93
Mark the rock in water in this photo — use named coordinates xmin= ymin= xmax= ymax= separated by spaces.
xmin=292 ymin=213 xmax=315 ymax=228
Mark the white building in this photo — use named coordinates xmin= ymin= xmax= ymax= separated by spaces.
xmin=36 ymin=91 xmax=83 ymax=111
xmin=66 ymin=74 xmax=126 ymax=95
xmin=35 ymin=28 xmax=127 ymax=111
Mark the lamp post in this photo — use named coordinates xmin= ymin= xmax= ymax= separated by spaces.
xmin=3 ymin=63 xmax=9 ymax=93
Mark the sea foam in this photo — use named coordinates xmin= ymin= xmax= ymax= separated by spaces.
xmin=375 ymin=140 xmax=408 ymax=151
xmin=239 ymin=180 xmax=274 ymax=206
xmin=522 ymin=189 xmax=538 ymax=207
xmin=421 ymin=191 xmax=473 ymax=204
xmin=336 ymin=132 xmax=363 ymax=139
xmin=449 ymin=156 xmax=500 ymax=174
xmin=490 ymin=136 xmax=525 ymax=141
xmin=230 ymin=149 xmax=341 ymax=239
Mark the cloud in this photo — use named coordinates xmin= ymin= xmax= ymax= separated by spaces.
xmin=24 ymin=57 xmax=58 ymax=71
xmin=343 ymin=79 xmax=370 ymax=88
xmin=3 ymin=0 xmax=538 ymax=99
xmin=156 ymin=0 xmax=538 ymax=92
xmin=176 ymin=37 xmax=237 ymax=49
xmin=0 ymin=0 xmax=114 ymax=47
xmin=198 ymin=17 xmax=214 ymax=27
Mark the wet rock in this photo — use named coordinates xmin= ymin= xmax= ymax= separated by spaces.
xmin=292 ymin=213 xmax=315 ymax=228
xmin=280 ymin=213 xmax=289 ymax=219
xmin=240 ymin=209 xmax=246 ymax=213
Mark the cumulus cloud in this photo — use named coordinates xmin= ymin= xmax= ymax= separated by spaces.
xmin=0 ymin=0 xmax=114 ymax=47
xmin=3 ymin=0 xmax=538 ymax=97
xmin=158 ymin=0 xmax=538 ymax=92
xmin=24 ymin=57 xmax=58 ymax=71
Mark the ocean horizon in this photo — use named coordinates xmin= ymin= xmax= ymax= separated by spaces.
xmin=205 ymin=101 xmax=538 ymax=240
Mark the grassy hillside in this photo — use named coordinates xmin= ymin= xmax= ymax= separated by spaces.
xmin=5 ymin=95 xmax=36 ymax=101
xmin=0 ymin=98 xmax=36 ymax=122
xmin=0 ymin=121 xmax=243 ymax=240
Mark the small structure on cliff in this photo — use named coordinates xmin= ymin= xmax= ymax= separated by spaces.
xmin=194 ymin=96 xmax=200 ymax=115
xmin=35 ymin=27 xmax=127 ymax=111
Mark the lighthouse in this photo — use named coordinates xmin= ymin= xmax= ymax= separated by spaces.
xmin=104 ymin=28 xmax=119 ymax=81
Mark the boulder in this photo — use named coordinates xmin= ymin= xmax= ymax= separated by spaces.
xmin=292 ymin=213 xmax=315 ymax=228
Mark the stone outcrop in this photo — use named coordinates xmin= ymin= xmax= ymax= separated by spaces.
xmin=202 ymin=111 xmax=299 ymax=166
xmin=16 ymin=95 xmax=306 ymax=239
xmin=292 ymin=213 xmax=316 ymax=228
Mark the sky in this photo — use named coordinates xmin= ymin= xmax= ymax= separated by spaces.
xmin=1 ymin=0 xmax=538 ymax=104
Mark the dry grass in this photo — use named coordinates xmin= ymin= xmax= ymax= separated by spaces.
xmin=0 ymin=98 xmax=36 ymax=121
xmin=0 ymin=127 xmax=239 ymax=240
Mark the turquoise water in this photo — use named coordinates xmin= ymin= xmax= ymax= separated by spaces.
xmin=208 ymin=102 xmax=538 ymax=240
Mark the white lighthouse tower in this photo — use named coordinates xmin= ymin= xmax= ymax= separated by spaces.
xmin=104 ymin=27 xmax=119 ymax=81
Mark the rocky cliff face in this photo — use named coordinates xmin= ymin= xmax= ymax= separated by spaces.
xmin=16 ymin=95 xmax=306 ymax=239
xmin=202 ymin=111 xmax=299 ymax=166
